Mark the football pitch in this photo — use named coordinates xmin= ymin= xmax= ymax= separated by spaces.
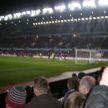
xmin=0 ymin=56 xmax=108 ymax=87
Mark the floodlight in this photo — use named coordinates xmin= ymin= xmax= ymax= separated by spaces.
xmin=71 ymin=18 xmax=73 ymax=21
xmin=46 ymin=21 xmax=48 ymax=24
xmin=98 ymin=0 xmax=108 ymax=6
xmin=55 ymin=20 xmax=57 ymax=23
xmin=31 ymin=9 xmax=41 ymax=17
xmin=97 ymin=17 xmax=100 ymax=19
xmin=22 ymin=11 xmax=26 ymax=15
xmin=4 ymin=16 xmax=8 ymax=21
xmin=74 ymin=19 xmax=77 ymax=21
xmin=85 ymin=17 xmax=88 ymax=20
xmin=0 ymin=16 xmax=4 ymax=21
xmin=26 ymin=11 xmax=30 ymax=14
xmin=38 ymin=22 xmax=40 ymax=25
xmin=58 ymin=20 xmax=60 ymax=23
xmin=43 ymin=7 xmax=53 ymax=14
xmin=68 ymin=2 xmax=81 ymax=11
xmin=52 ymin=21 xmax=54 ymax=23
xmin=89 ymin=17 xmax=92 ymax=20
xmin=33 ymin=23 xmax=35 ymax=26
xmin=13 ymin=13 xmax=21 ymax=19
xmin=68 ymin=19 xmax=71 ymax=22
xmin=81 ymin=18 xmax=85 ymax=21
xmin=105 ymin=16 xmax=108 ymax=18
xmin=61 ymin=20 xmax=64 ymax=23
xmin=54 ymin=4 xmax=66 ymax=12
xmin=64 ymin=19 xmax=67 ymax=22
xmin=82 ymin=0 xmax=96 ymax=8
xmin=49 ymin=21 xmax=51 ymax=24
xmin=101 ymin=16 xmax=104 ymax=19
xmin=4 ymin=14 xmax=12 ymax=21
xmin=78 ymin=18 xmax=81 ymax=21
xmin=41 ymin=22 xmax=43 ymax=24
xmin=35 ymin=9 xmax=41 ymax=15
xmin=93 ymin=17 xmax=96 ymax=19
xmin=31 ymin=10 xmax=36 ymax=17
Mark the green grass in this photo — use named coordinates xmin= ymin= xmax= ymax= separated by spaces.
xmin=0 ymin=56 xmax=108 ymax=87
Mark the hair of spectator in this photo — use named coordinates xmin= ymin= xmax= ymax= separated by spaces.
xmin=80 ymin=76 xmax=96 ymax=91
xmin=33 ymin=77 xmax=49 ymax=93
xmin=64 ymin=91 xmax=86 ymax=108
xmin=67 ymin=78 xmax=79 ymax=91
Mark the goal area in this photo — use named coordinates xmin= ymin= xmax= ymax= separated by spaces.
xmin=74 ymin=49 xmax=103 ymax=64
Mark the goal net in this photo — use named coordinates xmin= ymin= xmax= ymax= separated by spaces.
xmin=74 ymin=49 xmax=103 ymax=64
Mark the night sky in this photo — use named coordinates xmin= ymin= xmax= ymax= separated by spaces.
xmin=0 ymin=0 xmax=73 ymax=15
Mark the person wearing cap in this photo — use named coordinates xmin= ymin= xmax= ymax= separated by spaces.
xmin=84 ymin=66 xmax=108 ymax=108
xmin=25 ymin=76 xmax=61 ymax=108
xmin=5 ymin=86 xmax=27 ymax=108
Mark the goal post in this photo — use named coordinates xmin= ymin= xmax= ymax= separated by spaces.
xmin=74 ymin=48 xmax=103 ymax=64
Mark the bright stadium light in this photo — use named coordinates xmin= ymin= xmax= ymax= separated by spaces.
xmin=4 ymin=14 xmax=12 ymax=21
xmin=68 ymin=19 xmax=71 ymax=22
xmin=78 ymin=18 xmax=81 ymax=21
xmin=89 ymin=17 xmax=92 ymax=20
xmin=81 ymin=18 xmax=85 ymax=21
xmin=31 ymin=10 xmax=36 ymax=17
xmin=33 ymin=23 xmax=35 ymax=26
xmin=85 ymin=17 xmax=88 ymax=20
xmin=74 ymin=19 xmax=77 ymax=21
xmin=61 ymin=20 xmax=64 ymax=23
xmin=31 ymin=9 xmax=41 ymax=17
xmin=54 ymin=4 xmax=66 ymax=12
xmin=105 ymin=16 xmax=108 ymax=18
xmin=93 ymin=17 xmax=96 ymax=19
xmin=101 ymin=16 xmax=104 ymax=19
xmin=4 ymin=16 xmax=8 ymax=21
xmin=22 ymin=11 xmax=26 ymax=15
xmin=71 ymin=18 xmax=73 ymax=21
xmin=26 ymin=11 xmax=31 ymax=14
xmin=98 ymin=0 xmax=108 ymax=6
xmin=43 ymin=7 xmax=53 ymax=14
xmin=68 ymin=1 xmax=81 ymax=11
xmin=52 ymin=21 xmax=54 ymax=23
xmin=97 ymin=16 xmax=100 ymax=19
xmin=35 ymin=9 xmax=41 ymax=15
xmin=0 ymin=16 xmax=4 ymax=21
xmin=13 ymin=13 xmax=21 ymax=19
xmin=82 ymin=0 xmax=96 ymax=8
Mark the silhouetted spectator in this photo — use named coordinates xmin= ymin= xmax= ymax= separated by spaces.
xmin=62 ymin=78 xmax=79 ymax=107
xmin=64 ymin=91 xmax=86 ymax=108
xmin=25 ymin=76 xmax=61 ymax=108
xmin=78 ymin=72 xmax=86 ymax=81
xmin=85 ymin=66 xmax=108 ymax=108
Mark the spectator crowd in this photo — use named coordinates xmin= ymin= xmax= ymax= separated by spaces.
xmin=0 ymin=66 xmax=108 ymax=108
